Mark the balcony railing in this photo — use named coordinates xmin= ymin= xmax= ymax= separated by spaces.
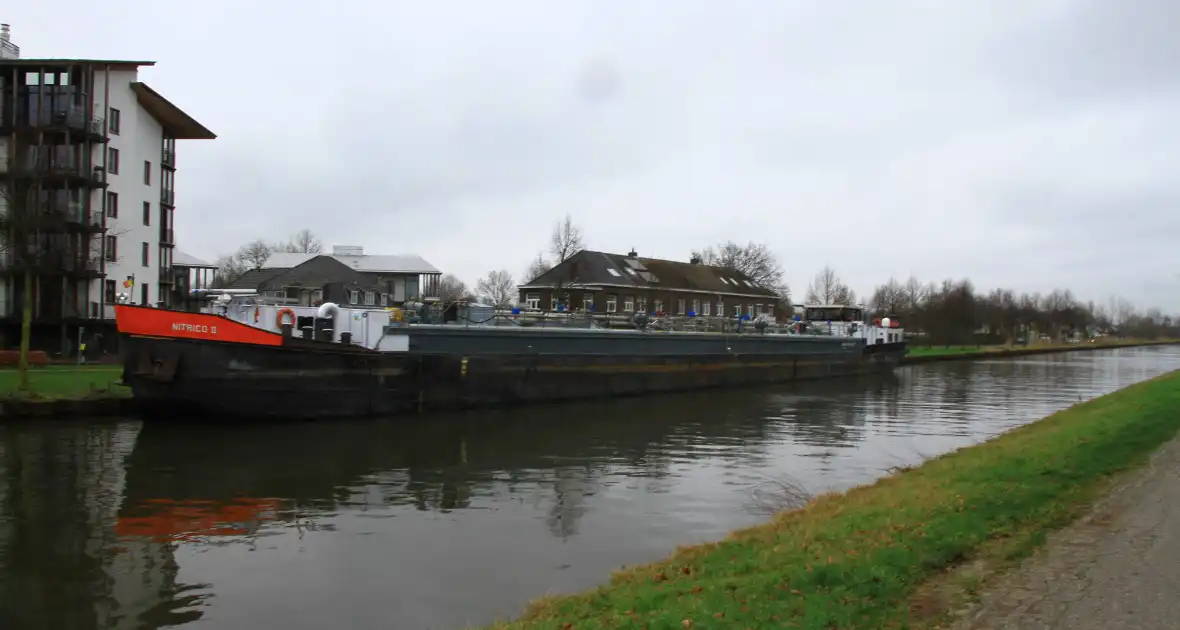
xmin=160 ymin=228 xmax=175 ymax=244
xmin=11 ymin=158 xmax=106 ymax=186
xmin=160 ymin=188 xmax=175 ymax=206
xmin=162 ymin=149 xmax=175 ymax=167
xmin=16 ymin=102 xmax=104 ymax=135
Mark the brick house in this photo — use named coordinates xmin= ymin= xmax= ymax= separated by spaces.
xmin=517 ymin=250 xmax=785 ymax=320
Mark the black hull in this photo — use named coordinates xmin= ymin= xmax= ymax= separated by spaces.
xmin=120 ymin=333 xmax=908 ymax=421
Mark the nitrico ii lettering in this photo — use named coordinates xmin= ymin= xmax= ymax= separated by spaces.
xmin=172 ymin=322 xmax=217 ymax=334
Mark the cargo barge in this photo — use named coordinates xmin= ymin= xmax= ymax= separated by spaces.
xmin=116 ymin=295 xmax=907 ymax=421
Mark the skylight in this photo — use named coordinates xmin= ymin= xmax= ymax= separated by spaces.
xmin=607 ymin=268 xmax=621 ymax=277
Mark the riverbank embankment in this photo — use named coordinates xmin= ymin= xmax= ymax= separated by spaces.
xmin=950 ymin=430 xmax=1180 ymax=630
xmin=486 ymin=369 xmax=1180 ymax=629
xmin=0 ymin=365 xmax=132 ymax=419
xmin=902 ymin=338 xmax=1177 ymax=365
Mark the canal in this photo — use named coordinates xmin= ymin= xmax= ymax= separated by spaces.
xmin=2 ymin=346 xmax=1179 ymax=629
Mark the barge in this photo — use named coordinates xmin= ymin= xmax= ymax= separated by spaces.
xmin=116 ymin=295 xmax=907 ymax=421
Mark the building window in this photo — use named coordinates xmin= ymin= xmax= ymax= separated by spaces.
xmin=141 ymin=242 xmax=149 ymax=266
xmin=107 ymin=148 xmax=119 ymax=174
xmin=637 ymin=297 xmax=646 ymax=312
xmin=142 ymin=201 xmax=150 ymax=226
xmin=676 ymin=298 xmax=686 ymax=315
xmin=104 ymin=235 xmax=117 ymax=261
xmin=734 ymin=304 xmax=742 ymax=317
xmin=748 ymin=304 xmax=756 ymax=317
xmin=653 ymin=299 xmax=663 ymax=314
xmin=525 ymin=293 xmax=540 ymax=310
xmin=141 ymin=283 xmax=149 ymax=306
xmin=109 ymin=108 xmax=121 ymax=134
xmin=607 ymin=268 xmax=621 ymax=277
xmin=703 ymin=301 xmax=711 ymax=316
xmin=550 ymin=297 xmax=559 ymax=311
xmin=349 ymin=290 xmax=359 ymax=304
xmin=143 ymin=161 xmax=151 ymax=185
xmin=106 ymin=192 xmax=118 ymax=218
xmin=380 ymin=293 xmax=388 ymax=306
xmin=104 ymin=280 xmax=116 ymax=303
xmin=692 ymin=299 xmax=700 ymax=315
xmin=605 ymin=295 xmax=617 ymax=313
xmin=624 ymin=296 xmax=634 ymax=312
xmin=583 ymin=293 xmax=594 ymax=311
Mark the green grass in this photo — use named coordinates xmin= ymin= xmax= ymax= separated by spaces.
xmin=0 ymin=364 xmax=128 ymax=400
xmin=486 ymin=369 xmax=1180 ymax=630
xmin=907 ymin=338 xmax=1173 ymax=359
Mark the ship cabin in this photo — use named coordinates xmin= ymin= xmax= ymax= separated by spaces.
xmin=799 ymin=304 xmax=904 ymax=345
xmin=803 ymin=304 xmax=863 ymax=324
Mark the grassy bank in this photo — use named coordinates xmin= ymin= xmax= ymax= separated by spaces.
xmin=0 ymin=365 xmax=128 ymax=401
xmin=487 ymin=370 xmax=1180 ymax=629
xmin=904 ymin=338 xmax=1176 ymax=363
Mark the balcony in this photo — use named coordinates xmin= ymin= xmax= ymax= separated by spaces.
xmin=0 ymin=252 xmax=102 ymax=278
xmin=16 ymin=102 xmax=106 ymax=141
xmin=162 ymin=149 xmax=175 ymax=168
xmin=160 ymin=188 xmax=175 ymax=206
xmin=7 ymin=158 xmax=108 ymax=188
xmin=160 ymin=227 xmax=175 ymax=245
xmin=159 ymin=266 xmax=176 ymax=284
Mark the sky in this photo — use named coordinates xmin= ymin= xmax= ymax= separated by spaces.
xmin=7 ymin=0 xmax=1180 ymax=312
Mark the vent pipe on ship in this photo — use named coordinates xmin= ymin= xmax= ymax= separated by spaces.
xmin=316 ymin=302 xmax=341 ymax=342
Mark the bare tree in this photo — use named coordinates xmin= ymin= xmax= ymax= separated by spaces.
xmin=524 ymin=252 xmax=550 ymax=284
xmin=805 ymin=266 xmax=856 ymax=305
xmin=476 ymin=269 xmax=517 ymax=308
xmin=213 ymin=253 xmax=249 ymax=288
xmin=211 ymin=238 xmax=273 ymax=288
xmin=549 ymin=214 xmax=585 ymax=264
xmin=275 ymin=228 xmax=323 ymax=254
xmin=237 ymin=239 xmax=273 ymax=270
xmin=0 ymin=179 xmax=34 ymax=393
xmin=691 ymin=241 xmax=789 ymax=300
xmin=0 ymin=143 xmax=118 ymax=391
xmin=437 ymin=274 xmax=473 ymax=303
xmin=868 ymin=277 xmax=906 ymax=315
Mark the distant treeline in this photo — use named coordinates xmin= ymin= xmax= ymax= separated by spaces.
xmin=866 ymin=277 xmax=1177 ymax=346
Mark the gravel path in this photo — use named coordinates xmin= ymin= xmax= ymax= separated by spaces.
xmin=953 ymin=435 xmax=1180 ymax=630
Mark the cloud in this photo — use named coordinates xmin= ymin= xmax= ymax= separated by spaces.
xmin=7 ymin=0 xmax=1179 ymax=311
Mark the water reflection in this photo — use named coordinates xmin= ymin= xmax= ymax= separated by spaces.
xmin=0 ymin=346 xmax=1177 ymax=629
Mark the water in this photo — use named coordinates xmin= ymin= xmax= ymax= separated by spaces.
xmin=2 ymin=346 xmax=1178 ymax=629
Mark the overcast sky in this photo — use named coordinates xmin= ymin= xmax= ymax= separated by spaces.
xmin=8 ymin=1 xmax=1180 ymax=312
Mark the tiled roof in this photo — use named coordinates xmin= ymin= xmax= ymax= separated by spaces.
xmin=521 ymin=250 xmax=780 ymax=298
xmin=228 ymin=267 xmax=291 ymax=290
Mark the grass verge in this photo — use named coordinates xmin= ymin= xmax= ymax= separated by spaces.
xmin=486 ymin=369 xmax=1180 ymax=629
xmin=0 ymin=365 xmax=128 ymax=401
xmin=905 ymin=338 xmax=1175 ymax=362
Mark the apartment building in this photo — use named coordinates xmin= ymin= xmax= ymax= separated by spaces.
xmin=0 ymin=24 xmax=215 ymax=351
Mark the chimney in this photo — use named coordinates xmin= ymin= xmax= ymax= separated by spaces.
xmin=331 ymin=245 xmax=364 ymax=256
xmin=0 ymin=24 xmax=18 ymax=60
xmin=627 ymin=248 xmax=637 ymax=258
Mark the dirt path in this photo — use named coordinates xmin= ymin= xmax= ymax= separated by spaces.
xmin=952 ymin=434 xmax=1180 ymax=630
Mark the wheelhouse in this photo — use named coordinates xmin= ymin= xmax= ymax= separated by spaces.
xmin=803 ymin=305 xmax=863 ymax=323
